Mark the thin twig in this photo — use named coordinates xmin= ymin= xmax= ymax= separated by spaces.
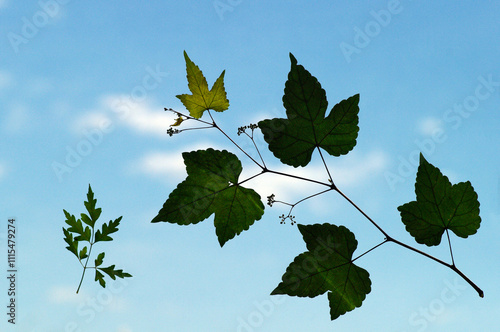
xmin=352 ymin=239 xmax=389 ymax=263
xmin=247 ymin=130 xmax=267 ymax=169
xmin=265 ymin=169 xmax=331 ymax=188
xmin=317 ymin=147 xmax=334 ymax=187
xmin=272 ymin=188 xmax=334 ymax=224
xmin=76 ymin=231 xmax=94 ymax=294
xmin=446 ymin=229 xmax=456 ymax=266
xmin=334 ymin=187 xmax=389 ymax=238
xmin=208 ymin=111 xmax=265 ymax=169
xmin=178 ymin=126 xmax=215 ymax=132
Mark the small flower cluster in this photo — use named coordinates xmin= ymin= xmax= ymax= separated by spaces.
xmin=267 ymin=194 xmax=275 ymax=207
xmin=165 ymin=108 xmax=188 ymax=136
xmin=237 ymin=123 xmax=258 ymax=136
xmin=167 ymin=128 xmax=180 ymax=136
xmin=279 ymin=214 xmax=296 ymax=225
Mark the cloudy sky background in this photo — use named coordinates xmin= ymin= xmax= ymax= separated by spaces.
xmin=1 ymin=1 xmax=499 ymax=331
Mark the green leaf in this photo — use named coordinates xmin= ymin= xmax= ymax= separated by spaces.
xmin=63 ymin=210 xmax=79 ymax=228
xmin=80 ymin=213 xmax=93 ymax=227
xmin=82 ymin=184 xmax=102 ymax=227
xmin=95 ymin=217 xmax=122 ymax=242
xmin=79 ymin=246 xmax=88 ymax=260
xmin=95 ymin=270 xmax=106 ymax=288
xmin=63 ymin=185 xmax=132 ymax=293
xmin=258 ymin=53 xmax=359 ymax=167
xmin=62 ymin=228 xmax=79 ymax=258
xmin=95 ymin=252 xmax=105 ymax=267
xmin=398 ymin=153 xmax=481 ymax=246
xmin=99 ymin=265 xmax=133 ymax=280
xmin=272 ymin=223 xmax=371 ymax=320
xmin=176 ymin=51 xmax=229 ymax=119
xmin=151 ymin=148 xmax=265 ymax=247
xmin=76 ymin=226 xmax=91 ymax=243
xmin=63 ymin=210 xmax=91 ymax=242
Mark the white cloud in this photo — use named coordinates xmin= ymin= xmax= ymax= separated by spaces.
xmin=48 ymin=284 xmax=130 ymax=314
xmin=131 ymin=151 xmax=186 ymax=180
xmin=47 ymin=285 xmax=85 ymax=304
xmin=72 ymin=93 xmax=174 ymax=137
xmin=247 ymin=164 xmax=326 ymax=203
xmin=329 ymin=150 xmax=389 ymax=188
xmin=260 ymin=149 xmax=387 ymax=188
xmin=130 ymin=148 xmax=389 ymax=206
xmin=101 ymin=94 xmax=175 ymax=137
xmin=247 ymin=107 xmax=286 ymax=124
xmin=217 ymin=150 xmax=389 ymax=222
xmin=417 ymin=117 xmax=443 ymax=136
xmin=128 ymin=141 xmax=221 ymax=183
xmin=72 ymin=111 xmax=112 ymax=134
xmin=244 ymin=150 xmax=389 ymax=205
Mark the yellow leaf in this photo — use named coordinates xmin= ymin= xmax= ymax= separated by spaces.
xmin=176 ymin=51 xmax=230 ymax=119
xmin=171 ymin=116 xmax=184 ymax=127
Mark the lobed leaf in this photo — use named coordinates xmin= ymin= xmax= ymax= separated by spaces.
xmin=398 ymin=153 xmax=481 ymax=246
xmin=64 ymin=210 xmax=92 ymax=242
xmin=272 ymin=223 xmax=371 ymax=320
xmin=99 ymin=265 xmax=133 ymax=280
xmin=62 ymin=228 xmax=79 ymax=258
xmin=80 ymin=213 xmax=93 ymax=227
xmin=95 ymin=270 xmax=106 ymax=288
xmin=95 ymin=216 xmax=122 ymax=242
xmin=95 ymin=252 xmax=105 ymax=267
xmin=79 ymin=246 xmax=88 ymax=260
xmin=258 ymin=53 xmax=359 ymax=167
xmin=63 ymin=210 xmax=79 ymax=229
xmin=151 ymin=148 xmax=265 ymax=246
xmin=83 ymin=185 xmax=102 ymax=227
xmin=76 ymin=226 xmax=91 ymax=243
xmin=176 ymin=51 xmax=229 ymax=119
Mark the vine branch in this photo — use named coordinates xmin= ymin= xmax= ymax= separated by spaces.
xmin=335 ymin=186 xmax=483 ymax=298
xmin=76 ymin=229 xmax=94 ymax=294
xmin=166 ymin=107 xmax=484 ymax=299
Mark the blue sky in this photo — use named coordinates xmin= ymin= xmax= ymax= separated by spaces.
xmin=1 ymin=0 xmax=499 ymax=331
